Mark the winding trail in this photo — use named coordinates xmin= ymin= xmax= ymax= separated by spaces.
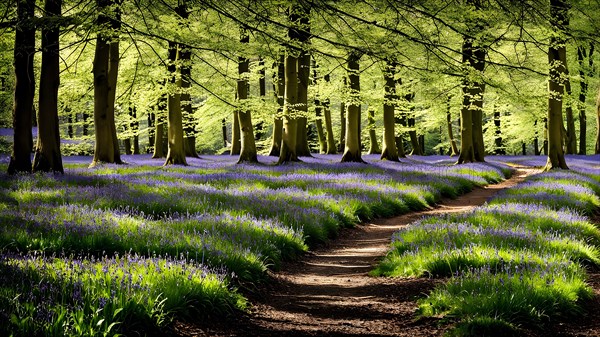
xmin=175 ymin=167 xmax=538 ymax=336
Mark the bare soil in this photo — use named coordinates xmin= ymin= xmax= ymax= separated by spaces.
xmin=171 ymin=167 xmax=600 ymax=337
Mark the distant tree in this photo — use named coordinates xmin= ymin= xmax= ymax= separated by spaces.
xmin=268 ymin=54 xmax=284 ymax=157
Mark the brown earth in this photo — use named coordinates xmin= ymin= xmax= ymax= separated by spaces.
xmin=171 ymin=167 xmax=600 ymax=337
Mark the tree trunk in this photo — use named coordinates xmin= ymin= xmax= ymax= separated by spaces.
xmin=315 ymin=99 xmax=327 ymax=154
xmin=564 ymin=67 xmax=577 ymax=154
xmin=545 ymin=0 xmax=569 ymax=170
xmin=164 ymin=42 xmax=187 ymax=166
xmin=595 ymin=87 xmax=600 ymax=154
xmin=221 ymin=118 xmax=228 ymax=148
xmin=131 ymin=107 xmax=139 ymax=154
xmin=457 ymin=33 xmax=486 ymax=163
xmin=493 ymin=107 xmax=504 ymax=155
xmin=338 ymin=95 xmax=346 ymax=153
xmin=237 ymin=30 xmax=258 ymax=164
xmin=534 ymin=120 xmax=540 ymax=155
xmin=577 ymin=44 xmax=594 ymax=155
xmin=91 ymin=0 xmax=122 ymax=167
xmin=296 ymin=50 xmax=311 ymax=156
xmin=147 ymin=111 xmax=154 ymax=153
xmin=446 ymin=95 xmax=459 ymax=156
xmin=254 ymin=57 xmax=266 ymax=141
xmin=67 ymin=109 xmax=74 ymax=139
xmin=381 ymin=61 xmax=398 ymax=161
xmin=123 ymin=138 xmax=131 ymax=155
xmin=179 ymin=45 xmax=198 ymax=158
xmin=543 ymin=117 xmax=549 ymax=155
xmin=341 ymin=51 xmax=364 ymax=163
xmin=407 ymin=109 xmax=422 ymax=155
xmin=367 ymin=107 xmax=380 ymax=154
xmin=278 ymin=52 xmax=300 ymax=163
xmin=152 ymin=94 xmax=167 ymax=158
xmin=231 ymin=108 xmax=241 ymax=155
xmin=268 ymin=55 xmax=284 ymax=156
xmin=8 ymin=0 xmax=35 ymax=174
xmin=33 ymin=0 xmax=63 ymax=173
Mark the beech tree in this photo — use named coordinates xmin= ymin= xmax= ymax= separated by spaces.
xmin=164 ymin=41 xmax=187 ymax=166
xmin=8 ymin=0 xmax=35 ymax=174
xmin=380 ymin=60 xmax=399 ymax=161
xmin=545 ymin=0 xmax=569 ymax=170
xmin=268 ymin=54 xmax=284 ymax=156
xmin=33 ymin=0 xmax=63 ymax=173
xmin=91 ymin=0 xmax=122 ymax=167
xmin=341 ymin=51 xmax=363 ymax=163
xmin=236 ymin=29 xmax=258 ymax=164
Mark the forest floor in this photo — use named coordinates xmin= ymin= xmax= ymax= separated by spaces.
xmin=172 ymin=167 xmax=600 ymax=337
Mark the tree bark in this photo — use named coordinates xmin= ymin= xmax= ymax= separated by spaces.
xmin=457 ymin=35 xmax=486 ymax=163
xmin=131 ymin=107 xmax=139 ymax=154
xmin=493 ymin=106 xmax=504 ymax=155
xmin=545 ymin=0 xmax=569 ymax=170
xmin=564 ymin=66 xmax=577 ymax=154
xmin=595 ymin=87 xmax=600 ymax=154
xmin=367 ymin=107 xmax=380 ymax=154
xmin=164 ymin=42 xmax=187 ymax=166
xmin=341 ymin=51 xmax=364 ymax=163
xmin=91 ymin=0 xmax=122 ymax=167
xmin=323 ymin=74 xmax=336 ymax=154
xmin=278 ymin=52 xmax=299 ymax=163
xmin=407 ymin=108 xmax=422 ymax=155
xmin=33 ymin=0 xmax=63 ymax=173
xmin=315 ymin=99 xmax=327 ymax=154
xmin=152 ymin=94 xmax=167 ymax=158
xmin=577 ymin=44 xmax=594 ymax=155
xmin=268 ymin=54 xmax=284 ymax=156
xmin=8 ymin=0 xmax=35 ymax=174
xmin=381 ymin=61 xmax=399 ymax=161
xmin=296 ymin=50 xmax=311 ymax=156
xmin=446 ymin=95 xmax=459 ymax=156
xmin=338 ymin=87 xmax=346 ymax=153
xmin=236 ymin=30 xmax=258 ymax=164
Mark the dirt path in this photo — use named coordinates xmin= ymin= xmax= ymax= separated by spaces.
xmin=174 ymin=168 xmax=539 ymax=336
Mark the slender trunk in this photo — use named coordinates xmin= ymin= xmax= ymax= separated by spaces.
xmin=152 ymin=94 xmax=166 ymax=158
xmin=269 ymin=55 xmax=284 ymax=156
xmin=296 ymin=50 xmax=311 ymax=156
xmin=231 ymin=108 xmax=241 ymax=155
xmin=164 ymin=42 xmax=187 ymax=166
xmin=131 ymin=107 xmax=139 ymax=154
xmin=407 ymin=109 xmax=422 ymax=155
xmin=278 ymin=53 xmax=299 ymax=163
xmin=543 ymin=117 xmax=549 ymax=155
xmin=254 ymin=57 xmax=266 ymax=141
xmin=446 ymin=95 xmax=459 ymax=156
xmin=367 ymin=107 xmax=380 ymax=154
xmin=577 ymin=44 xmax=594 ymax=155
xmin=341 ymin=51 xmax=364 ymax=163
xmin=564 ymin=66 xmax=577 ymax=154
xmin=67 ymin=110 xmax=74 ymax=139
xmin=534 ymin=120 xmax=540 ymax=155
xmin=147 ymin=111 xmax=154 ymax=152
xmin=237 ymin=30 xmax=258 ymax=164
xmin=91 ymin=0 xmax=122 ymax=167
xmin=179 ymin=45 xmax=198 ymax=158
xmin=221 ymin=118 xmax=228 ymax=148
xmin=381 ymin=61 xmax=398 ymax=161
xmin=338 ymin=78 xmax=346 ymax=153
xmin=323 ymin=74 xmax=336 ymax=154
xmin=545 ymin=0 xmax=569 ymax=170
xmin=33 ymin=0 xmax=63 ymax=173
xmin=315 ymin=99 xmax=327 ymax=154
xmin=8 ymin=0 xmax=35 ymax=174
xmin=493 ymin=107 xmax=504 ymax=155
xmin=123 ymin=138 xmax=131 ymax=155
xmin=595 ymin=87 xmax=600 ymax=154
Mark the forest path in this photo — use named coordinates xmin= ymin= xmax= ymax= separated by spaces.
xmin=175 ymin=167 xmax=537 ymax=337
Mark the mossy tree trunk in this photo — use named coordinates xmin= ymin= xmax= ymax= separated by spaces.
xmin=91 ymin=0 xmax=122 ymax=167
xmin=296 ymin=50 xmax=312 ymax=157
xmin=341 ymin=51 xmax=364 ymax=163
xmin=323 ymin=74 xmax=336 ymax=154
xmin=33 ymin=0 xmax=63 ymax=173
xmin=152 ymin=93 xmax=167 ymax=158
xmin=8 ymin=0 xmax=35 ymax=174
xmin=381 ymin=61 xmax=398 ymax=161
xmin=545 ymin=0 xmax=569 ymax=170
